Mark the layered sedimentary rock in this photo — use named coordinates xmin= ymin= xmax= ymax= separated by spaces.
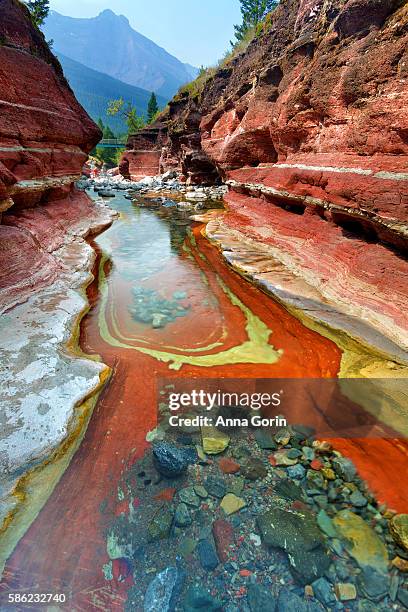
xmin=120 ymin=124 xmax=168 ymax=179
xmin=123 ymin=0 xmax=408 ymax=368
xmin=0 ymin=0 xmax=114 ymax=570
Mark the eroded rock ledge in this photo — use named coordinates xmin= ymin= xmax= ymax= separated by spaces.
xmin=0 ymin=0 xmax=114 ymax=570
xmin=122 ymin=0 xmax=408 ymax=368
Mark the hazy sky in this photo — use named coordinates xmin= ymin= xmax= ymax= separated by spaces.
xmin=48 ymin=0 xmax=242 ymax=66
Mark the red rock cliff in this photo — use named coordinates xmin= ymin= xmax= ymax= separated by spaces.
xmin=123 ymin=0 xmax=408 ymax=365
xmin=0 ymin=0 xmax=113 ymax=569
xmin=0 ymin=0 xmax=102 ymax=215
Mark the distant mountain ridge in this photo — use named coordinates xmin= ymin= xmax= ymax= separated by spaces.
xmin=44 ymin=9 xmax=198 ymax=98
xmin=56 ymin=53 xmax=167 ymax=135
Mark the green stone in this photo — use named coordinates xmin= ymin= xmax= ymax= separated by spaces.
xmin=147 ymin=507 xmax=173 ymax=542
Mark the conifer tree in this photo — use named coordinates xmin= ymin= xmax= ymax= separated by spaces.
xmin=103 ymin=125 xmax=115 ymax=139
xmin=26 ymin=0 xmax=50 ymax=28
xmin=234 ymin=0 xmax=279 ymax=43
xmin=147 ymin=92 xmax=159 ymax=124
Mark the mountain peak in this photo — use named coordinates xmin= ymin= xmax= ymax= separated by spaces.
xmin=43 ymin=11 xmax=197 ymax=98
xmin=98 ymin=9 xmax=129 ymax=24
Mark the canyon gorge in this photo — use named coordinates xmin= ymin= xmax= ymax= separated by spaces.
xmin=121 ymin=0 xmax=408 ymax=380
xmin=0 ymin=0 xmax=408 ymax=609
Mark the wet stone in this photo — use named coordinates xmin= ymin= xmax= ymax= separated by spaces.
xmin=392 ymin=555 xmax=408 ymax=571
xmin=306 ymin=470 xmax=325 ymax=489
xmin=177 ymin=537 xmax=197 ymax=558
xmin=183 ymin=586 xmax=223 ymax=611
xmin=311 ymin=577 xmax=336 ymax=606
xmin=179 ymin=486 xmax=201 ymax=508
xmin=254 ymin=429 xmax=277 ymax=450
xmin=153 ymin=442 xmax=188 ymax=478
xmin=257 ymin=504 xmax=330 ymax=585
xmin=220 ymin=493 xmax=246 ymax=515
xmin=350 ymin=490 xmax=368 ymax=508
xmin=397 ymin=588 xmax=408 ymax=608
xmin=302 ymin=446 xmax=315 ymax=461
xmin=321 ymin=467 xmax=335 ymax=481
xmin=356 ymin=600 xmax=379 ymax=612
xmin=247 ymin=584 xmax=277 ymax=612
xmin=332 ymin=457 xmax=357 ymax=482
xmin=201 ymin=425 xmax=230 ymax=455
xmin=313 ymin=495 xmax=329 ymax=509
xmin=333 ymin=510 xmax=388 ymax=572
xmin=287 ymin=464 xmax=306 ymax=480
xmin=143 ymin=566 xmax=185 ymax=612
xmin=275 ymin=427 xmax=292 ymax=446
xmin=274 ymin=479 xmax=305 ymax=502
xmin=212 ymin=519 xmax=234 ymax=563
xmin=389 ymin=572 xmax=399 ymax=601
xmin=390 ymin=514 xmax=408 ymax=552
xmin=276 ymin=588 xmax=311 ymax=612
xmin=274 ymin=450 xmax=298 ymax=466
xmin=242 ymin=457 xmax=268 ymax=480
xmin=174 ymin=503 xmax=192 ymax=528
xmin=357 ymin=566 xmax=389 ymax=602
xmin=194 ymin=485 xmax=208 ymax=499
xmin=335 ymin=561 xmax=350 ymax=581
xmin=218 ymin=457 xmax=240 ymax=474
xmin=205 ymin=475 xmax=227 ymax=498
xmin=287 ymin=448 xmax=303 ymax=459
xmin=197 ymin=538 xmax=219 ymax=571
xmin=228 ymin=476 xmax=245 ymax=496
xmin=147 ymin=507 xmax=173 ymax=542
xmin=335 ymin=582 xmax=357 ymax=601
xmin=316 ymin=509 xmax=338 ymax=538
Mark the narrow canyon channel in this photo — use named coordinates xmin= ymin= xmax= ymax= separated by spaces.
xmin=1 ymin=192 xmax=407 ymax=610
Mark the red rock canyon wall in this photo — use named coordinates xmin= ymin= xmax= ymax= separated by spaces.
xmin=0 ymin=0 xmax=114 ymax=571
xmin=122 ymin=0 xmax=408 ymax=367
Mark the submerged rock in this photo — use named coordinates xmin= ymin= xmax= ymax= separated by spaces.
xmin=147 ymin=506 xmax=173 ymax=542
xmin=179 ymin=486 xmax=201 ymax=508
xmin=389 ymin=514 xmax=408 ymax=552
xmin=247 ymin=584 xmax=277 ymax=612
xmin=276 ymin=588 xmax=322 ymax=612
xmin=153 ymin=442 xmax=189 ymax=478
xmin=356 ymin=566 xmax=390 ymax=602
xmin=335 ymin=583 xmax=357 ymax=601
xmin=241 ymin=457 xmax=267 ymax=480
xmin=220 ymin=494 xmax=246 ymax=515
xmin=333 ymin=510 xmax=388 ymax=572
xmin=311 ymin=577 xmax=336 ymax=606
xmin=205 ymin=475 xmax=227 ymax=499
xmin=174 ymin=503 xmax=192 ymax=528
xmin=143 ymin=566 xmax=185 ymax=612
xmin=196 ymin=538 xmax=219 ymax=571
xmin=183 ymin=586 xmax=223 ymax=611
xmin=212 ymin=519 xmax=234 ymax=563
xmin=257 ymin=504 xmax=330 ymax=584
xmin=201 ymin=425 xmax=230 ymax=455
xmin=332 ymin=457 xmax=357 ymax=482
xmin=316 ymin=509 xmax=338 ymax=538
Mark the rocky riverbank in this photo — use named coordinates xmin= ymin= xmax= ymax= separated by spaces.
xmin=77 ymin=170 xmax=227 ymax=203
xmin=104 ymin=403 xmax=408 ymax=611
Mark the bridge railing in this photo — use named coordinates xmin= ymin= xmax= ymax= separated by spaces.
xmin=99 ymin=138 xmax=127 ymax=147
